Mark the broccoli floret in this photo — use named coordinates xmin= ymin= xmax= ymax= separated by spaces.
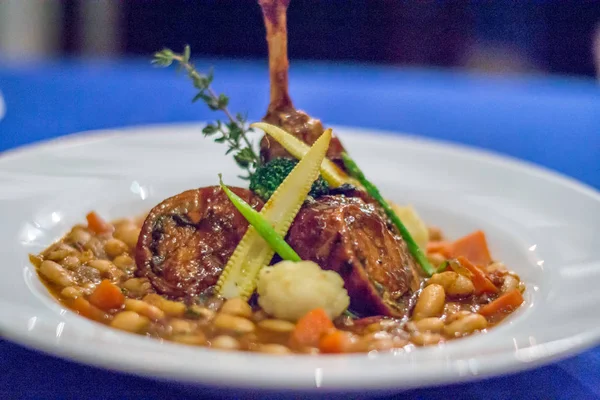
xmin=250 ymin=158 xmax=329 ymax=201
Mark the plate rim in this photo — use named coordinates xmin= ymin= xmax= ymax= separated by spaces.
xmin=1 ymin=122 xmax=599 ymax=202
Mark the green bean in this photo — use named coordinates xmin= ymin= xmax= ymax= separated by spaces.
xmin=219 ymin=175 xmax=301 ymax=262
xmin=341 ymin=153 xmax=436 ymax=276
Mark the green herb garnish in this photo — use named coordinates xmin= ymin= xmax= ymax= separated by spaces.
xmin=219 ymin=175 xmax=301 ymax=262
xmin=436 ymin=261 xmax=449 ymax=273
xmin=153 ymin=45 xmax=261 ymax=179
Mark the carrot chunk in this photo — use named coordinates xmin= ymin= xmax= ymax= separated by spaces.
xmin=86 ymin=211 xmax=113 ymax=235
xmin=426 ymin=241 xmax=452 ymax=257
xmin=449 ymin=230 xmax=492 ymax=267
xmin=72 ymin=297 xmax=110 ymax=322
xmin=453 ymin=256 xmax=499 ymax=295
xmin=88 ymin=280 xmax=125 ymax=311
xmin=479 ymin=289 xmax=524 ymax=319
xmin=319 ymin=330 xmax=355 ymax=354
xmin=290 ymin=308 xmax=335 ymax=348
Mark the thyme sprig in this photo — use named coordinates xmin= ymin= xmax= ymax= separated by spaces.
xmin=152 ymin=45 xmax=261 ymax=179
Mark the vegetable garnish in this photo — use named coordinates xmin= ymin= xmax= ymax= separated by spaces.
xmin=343 ymin=310 xmax=359 ymax=319
xmin=450 ymin=257 xmax=498 ymax=295
xmin=290 ymin=308 xmax=335 ymax=348
xmin=319 ymin=330 xmax=356 ymax=354
xmin=153 ymin=46 xmax=261 ymax=179
xmin=71 ymin=297 xmax=109 ymax=323
xmin=435 ymin=261 xmax=449 ymax=273
xmin=257 ymin=260 xmax=350 ymax=322
xmin=341 ymin=153 xmax=436 ymax=276
xmin=86 ymin=211 xmax=113 ymax=235
xmin=478 ymin=289 xmax=524 ymax=319
xmin=88 ymin=280 xmax=125 ymax=311
xmin=448 ymin=230 xmax=492 ymax=267
xmin=218 ymin=174 xmax=301 ymax=262
xmin=249 ymin=158 xmax=329 ymax=201
xmin=216 ymin=129 xmax=333 ymax=300
xmin=250 ymin=122 xmax=353 ymax=187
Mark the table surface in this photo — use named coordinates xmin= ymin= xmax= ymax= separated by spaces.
xmin=0 ymin=58 xmax=599 ymax=399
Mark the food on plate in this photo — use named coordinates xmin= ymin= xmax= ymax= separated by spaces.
xmin=135 ymin=186 xmax=264 ymax=299
xmin=257 ymin=0 xmax=346 ymax=169
xmin=286 ymin=195 xmax=420 ymax=318
xmin=31 ymin=0 xmax=525 ymax=355
xmin=257 ymin=260 xmax=350 ymax=322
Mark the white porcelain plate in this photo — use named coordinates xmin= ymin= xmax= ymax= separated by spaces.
xmin=1 ymin=124 xmax=599 ymax=392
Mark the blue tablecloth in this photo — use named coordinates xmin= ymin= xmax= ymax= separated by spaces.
xmin=0 ymin=58 xmax=599 ymax=399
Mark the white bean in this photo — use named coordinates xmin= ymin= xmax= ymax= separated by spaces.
xmin=258 ymin=344 xmax=291 ymax=355
xmin=123 ymin=278 xmax=152 ymax=297
xmin=46 ymin=244 xmax=76 ymax=261
xmin=258 ymin=319 xmax=296 ymax=333
xmin=124 ymin=299 xmax=165 ymax=320
xmin=69 ymin=228 xmax=91 ymax=245
xmin=169 ymin=319 xmax=197 ymax=335
xmin=172 ymin=334 xmax=206 ymax=345
xmin=211 ymin=335 xmax=240 ymax=350
xmin=411 ymin=332 xmax=443 ymax=346
xmin=61 ymin=286 xmax=83 ymax=299
xmin=444 ymin=313 xmax=487 ymax=337
xmin=113 ymin=254 xmax=135 ymax=271
xmin=114 ymin=226 xmax=141 ymax=249
xmin=61 ymin=255 xmax=81 ymax=270
xmin=220 ymin=298 xmax=253 ymax=318
xmin=414 ymin=317 xmax=444 ymax=333
xmin=104 ymin=238 xmax=129 ymax=258
xmin=428 ymin=272 xmax=474 ymax=296
xmin=87 ymin=260 xmax=114 ymax=274
xmin=39 ymin=260 xmax=74 ymax=287
xmin=187 ymin=305 xmax=215 ymax=320
xmin=413 ymin=284 xmax=445 ymax=319
xmin=214 ymin=314 xmax=255 ymax=333
xmin=143 ymin=294 xmax=186 ymax=317
xmin=501 ymin=275 xmax=519 ymax=293
xmin=110 ymin=311 xmax=150 ymax=333
xmin=449 ymin=275 xmax=475 ymax=296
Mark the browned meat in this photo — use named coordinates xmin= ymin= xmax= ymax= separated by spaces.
xmin=135 ymin=186 xmax=264 ymax=299
xmin=258 ymin=0 xmax=346 ymax=168
xmin=286 ymin=195 xmax=421 ymax=318
xmin=260 ymin=110 xmax=346 ymax=167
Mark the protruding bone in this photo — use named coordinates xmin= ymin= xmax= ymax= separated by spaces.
xmin=259 ymin=0 xmax=293 ymax=114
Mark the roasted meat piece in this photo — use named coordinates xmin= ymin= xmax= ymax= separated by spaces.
xmin=135 ymin=186 xmax=264 ymax=299
xmin=258 ymin=0 xmax=346 ymax=168
xmin=286 ymin=195 xmax=421 ymax=317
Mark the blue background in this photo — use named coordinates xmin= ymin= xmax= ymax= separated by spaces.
xmin=0 ymin=59 xmax=599 ymax=399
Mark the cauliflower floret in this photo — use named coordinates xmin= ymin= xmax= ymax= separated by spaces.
xmin=257 ymin=260 xmax=350 ymax=322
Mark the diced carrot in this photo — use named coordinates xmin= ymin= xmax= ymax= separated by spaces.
xmin=319 ymin=330 xmax=355 ymax=354
xmin=426 ymin=241 xmax=452 ymax=257
xmin=290 ymin=308 xmax=335 ymax=348
xmin=88 ymin=280 xmax=125 ymax=311
xmin=71 ymin=297 xmax=110 ymax=322
xmin=453 ymin=256 xmax=499 ymax=295
xmin=449 ymin=230 xmax=492 ymax=267
xmin=479 ymin=289 xmax=524 ymax=319
xmin=86 ymin=211 xmax=113 ymax=235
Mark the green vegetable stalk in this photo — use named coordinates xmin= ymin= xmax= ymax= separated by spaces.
xmin=341 ymin=153 xmax=436 ymax=276
xmin=219 ymin=175 xmax=301 ymax=262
